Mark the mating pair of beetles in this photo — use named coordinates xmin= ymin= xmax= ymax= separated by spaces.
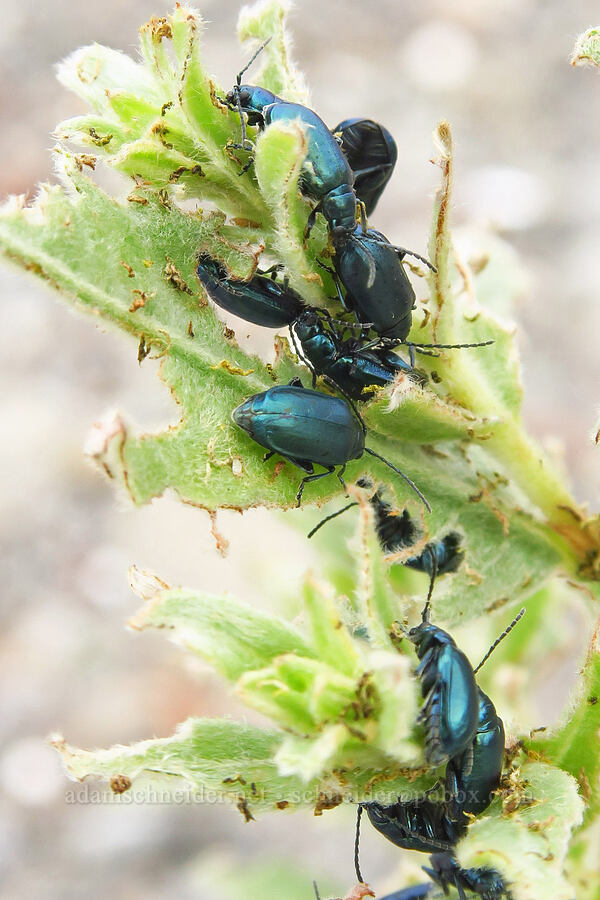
xmin=353 ymin=575 xmax=524 ymax=900
xmin=303 ymin=552 xmax=523 ymax=900
xmin=197 ymin=37 xmax=492 ymax=510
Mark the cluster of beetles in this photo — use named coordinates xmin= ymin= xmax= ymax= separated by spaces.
xmin=194 ymin=38 xmax=520 ymax=900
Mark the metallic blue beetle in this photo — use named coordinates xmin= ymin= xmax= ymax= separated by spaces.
xmin=361 ymin=687 xmax=506 ymax=853
xmin=225 ymin=43 xmax=447 ymax=355
xmin=407 ymin=600 xmax=479 ymax=767
xmin=331 ymin=224 xmax=416 ymax=345
xmin=357 ymin=483 xmax=463 ymax=573
xmin=355 ymin=806 xmax=511 ymax=900
xmin=196 ymin=254 xmax=305 ymax=328
xmin=362 ymin=796 xmax=453 ymax=855
xmin=444 ymin=687 xmax=505 ymax=828
xmin=308 ymin=479 xmax=463 ymax=572
xmin=228 ymin=81 xmax=439 ymax=343
xmin=232 ymin=382 xmax=363 ymax=506
xmin=326 ymin=227 xmax=490 ymax=355
xmin=333 ymin=117 xmax=398 ymax=216
xmin=356 ymin=610 xmax=524 ymax=899
xmin=226 ymin=64 xmax=357 ymax=238
xmin=232 ymin=381 xmax=429 ymax=509
xmin=292 ymin=311 xmax=425 ymax=400
xmin=196 ymin=257 xmax=424 ymax=400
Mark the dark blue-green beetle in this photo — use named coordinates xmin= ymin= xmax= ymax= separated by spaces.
xmin=196 ymin=254 xmax=305 ymax=328
xmin=333 ymin=117 xmax=398 ymax=216
xmin=292 ymin=310 xmax=424 ymax=400
xmin=331 ymin=224 xmax=416 ymax=344
xmin=408 ymin=599 xmax=479 ymax=767
xmin=226 ymin=51 xmax=357 ymax=238
xmin=232 ymin=382 xmax=363 ymax=507
xmin=362 ymin=796 xmax=452 ymax=855
xmin=444 ymin=687 xmax=505 ymax=826
xmin=196 ymin=258 xmax=424 ymax=399
xmin=232 ymin=381 xmax=429 ymax=509
xmin=307 ymin=479 xmax=462 ymax=570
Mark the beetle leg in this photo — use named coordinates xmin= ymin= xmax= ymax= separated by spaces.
xmin=351 ymin=162 xmax=394 ymax=179
xmin=239 ymin=154 xmax=256 ymax=175
xmin=315 ymin=258 xmax=336 ymax=276
xmin=226 ymin=139 xmax=255 ymax=153
xmin=304 ymin=201 xmax=322 ymax=244
xmin=322 ymin=379 xmax=365 ymax=432
xmin=422 ymin=778 xmax=443 ymax=798
xmin=296 ymin=466 xmax=335 ymax=507
xmin=288 ymin=376 xmax=304 ymax=388
xmin=331 ymin=268 xmax=351 ymax=311
xmin=358 ymin=199 xmax=368 ymax=232
xmin=336 ymin=463 xmax=347 ymax=494
xmin=460 ymin=742 xmax=474 ymax=779
xmin=454 ymin=879 xmax=467 ymax=900
xmin=263 ymin=450 xmax=276 ymax=462
xmin=256 ymin=263 xmax=284 ymax=277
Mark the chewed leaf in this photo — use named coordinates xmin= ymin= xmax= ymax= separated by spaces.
xmin=56 ymin=43 xmax=161 ymax=111
xmin=3 ymin=3 xmax=597 ymax=606
xmin=457 ymin=761 xmax=583 ymax=900
xmin=128 ymin=565 xmax=314 ymax=680
xmin=55 ymin=9 xmax=270 ymax=224
xmin=52 ymin=719 xmax=308 ymax=812
xmin=55 ymin=558 xmax=424 ymax=801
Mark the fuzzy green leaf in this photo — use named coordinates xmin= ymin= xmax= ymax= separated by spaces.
xmin=530 ymin=621 xmax=600 ymax=822
xmin=457 ymin=761 xmax=583 ymax=900
xmin=52 ymin=719 xmax=306 ymax=813
xmin=53 ymin=545 xmax=427 ymax=807
xmin=237 ymin=0 xmax=310 ymax=103
xmin=128 ymin=566 xmax=314 ymax=680
xmin=126 ymin=559 xmax=421 ymax=789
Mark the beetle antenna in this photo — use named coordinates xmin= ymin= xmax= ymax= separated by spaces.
xmin=364 ymin=447 xmax=431 ymax=512
xmin=358 ymin=198 xmax=369 ymax=232
xmin=307 ymin=502 xmax=358 ymax=539
xmin=366 ymin=239 xmax=438 ymax=273
xmin=406 ymin=339 xmax=495 ymax=351
xmin=236 ymin=92 xmax=248 ymax=149
xmin=230 ymin=36 xmax=272 ymax=151
xmin=473 ymin=608 xmax=526 ymax=675
xmin=236 ymin=36 xmax=272 ymax=85
xmin=289 ymin=322 xmax=311 ymax=369
xmin=327 ymin=318 xmax=372 ymax=331
xmin=421 ymin=553 xmax=437 ymax=623
xmin=313 ymin=881 xmax=321 ymax=900
xmin=354 ymin=805 xmax=365 ymax=884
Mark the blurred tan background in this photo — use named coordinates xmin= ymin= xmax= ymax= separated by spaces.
xmin=1 ymin=0 xmax=599 ymax=897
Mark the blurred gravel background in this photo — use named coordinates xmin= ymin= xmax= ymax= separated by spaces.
xmin=1 ymin=0 xmax=599 ymax=897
